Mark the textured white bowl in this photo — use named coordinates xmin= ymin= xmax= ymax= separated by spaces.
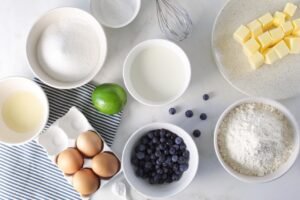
xmin=90 ymin=0 xmax=141 ymax=28
xmin=122 ymin=122 xmax=199 ymax=199
xmin=26 ymin=7 xmax=107 ymax=89
xmin=214 ymin=97 xmax=300 ymax=183
xmin=0 ymin=77 xmax=49 ymax=145
xmin=123 ymin=39 xmax=191 ymax=106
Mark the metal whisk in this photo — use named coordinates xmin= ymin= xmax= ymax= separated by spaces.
xmin=155 ymin=0 xmax=192 ymax=41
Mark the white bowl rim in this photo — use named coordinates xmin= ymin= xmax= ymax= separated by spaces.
xmin=123 ymin=39 xmax=191 ymax=107
xmin=213 ymin=97 xmax=300 ymax=183
xmin=90 ymin=0 xmax=141 ymax=28
xmin=26 ymin=7 xmax=107 ymax=89
xmin=0 ymin=76 xmax=49 ymax=146
xmin=122 ymin=122 xmax=199 ymax=199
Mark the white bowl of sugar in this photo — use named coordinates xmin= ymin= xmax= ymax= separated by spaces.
xmin=214 ymin=97 xmax=300 ymax=183
xmin=123 ymin=39 xmax=191 ymax=106
xmin=90 ymin=0 xmax=141 ymax=28
xmin=27 ymin=7 xmax=107 ymax=89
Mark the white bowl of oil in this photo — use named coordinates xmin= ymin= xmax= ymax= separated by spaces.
xmin=0 ymin=77 xmax=49 ymax=145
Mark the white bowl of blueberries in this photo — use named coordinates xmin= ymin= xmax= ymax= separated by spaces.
xmin=122 ymin=122 xmax=199 ymax=199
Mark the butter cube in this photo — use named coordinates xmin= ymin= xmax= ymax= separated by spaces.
xmin=293 ymin=19 xmax=300 ymax=33
xmin=234 ymin=25 xmax=251 ymax=44
xmin=293 ymin=30 xmax=300 ymax=36
xmin=273 ymin=11 xmax=286 ymax=26
xmin=269 ymin=27 xmax=285 ymax=44
xmin=257 ymin=32 xmax=273 ymax=50
xmin=273 ymin=40 xmax=290 ymax=58
xmin=281 ymin=21 xmax=294 ymax=36
xmin=264 ymin=48 xmax=279 ymax=64
xmin=243 ymin=38 xmax=261 ymax=56
xmin=258 ymin=13 xmax=274 ymax=31
xmin=247 ymin=20 xmax=263 ymax=37
xmin=284 ymin=37 xmax=300 ymax=54
xmin=284 ymin=3 xmax=297 ymax=19
xmin=248 ymin=51 xmax=264 ymax=69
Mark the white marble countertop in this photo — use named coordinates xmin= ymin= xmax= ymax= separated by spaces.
xmin=1 ymin=0 xmax=300 ymax=199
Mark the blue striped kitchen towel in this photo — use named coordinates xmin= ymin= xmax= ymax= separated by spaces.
xmin=0 ymin=79 xmax=122 ymax=199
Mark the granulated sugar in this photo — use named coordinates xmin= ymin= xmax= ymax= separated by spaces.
xmin=218 ymin=102 xmax=294 ymax=176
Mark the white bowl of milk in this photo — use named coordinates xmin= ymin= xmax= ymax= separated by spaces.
xmin=0 ymin=77 xmax=49 ymax=145
xmin=123 ymin=39 xmax=191 ymax=106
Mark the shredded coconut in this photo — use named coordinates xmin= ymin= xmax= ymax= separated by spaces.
xmin=218 ymin=102 xmax=294 ymax=176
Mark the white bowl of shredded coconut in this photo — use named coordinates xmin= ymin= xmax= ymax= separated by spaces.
xmin=214 ymin=97 xmax=300 ymax=183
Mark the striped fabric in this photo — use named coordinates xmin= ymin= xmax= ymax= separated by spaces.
xmin=0 ymin=79 xmax=122 ymax=199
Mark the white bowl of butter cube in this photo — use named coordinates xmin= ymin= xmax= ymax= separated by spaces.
xmin=0 ymin=77 xmax=49 ymax=145
xmin=212 ymin=1 xmax=300 ymax=99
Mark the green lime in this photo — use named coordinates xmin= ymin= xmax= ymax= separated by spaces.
xmin=92 ymin=83 xmax=127 ymax=115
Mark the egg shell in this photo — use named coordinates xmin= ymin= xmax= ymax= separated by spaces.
xmin=73 ymin=168 xmax=100 ymax=196
xmin=92 ymin=152 xmax=120 ymax=179
xmin=56 ymin=148 xmax=84 ymax=175
xmin=76 ymin=130 xmax=103 ymax=157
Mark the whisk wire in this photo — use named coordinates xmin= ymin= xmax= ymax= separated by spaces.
xmin=155 ymin=0 xmax=192 ymax=41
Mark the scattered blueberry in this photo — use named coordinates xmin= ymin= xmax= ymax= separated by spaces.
xmin=193 ymin=129 xmax=201 ymax=138
xmin=185 ymin=110 xmax=193 ymax=118
xmin=175 ymin=137 xmax=183 ymax=145
xmin=131 ymin=129 xmax=190 ymax=185
xmin=203 ymin=94 xmax=209 ymax=101
xmin=200 ymin=113 xmax=207 ymax=120
xmin=169 ymin=107 xmax=176 ymax=115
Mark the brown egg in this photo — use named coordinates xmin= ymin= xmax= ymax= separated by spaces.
xmin=73 ymin=168 xmax=100 ymax=196
xmin=76 ymin=131 xmax=103 ymax=157
xmin=56 ymin=148 xmax=83 ymax=175
xmin=92 ymin=152 xmax=120 ymax=178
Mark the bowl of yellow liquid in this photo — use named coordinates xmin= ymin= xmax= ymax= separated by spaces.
xmin=0 ymin=77 xmax=49 ymax=145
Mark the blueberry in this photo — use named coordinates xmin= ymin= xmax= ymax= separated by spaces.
xmin=182 ymin=150 xmax=190 ymax=159
xmin=131 ymin=157 xmax=138 ymax=166
xmin=155 ymin=150 xmax=162 ymax=157
xmin=185 ymin=110 xmax=193 ymax=118
xmin=160 ymin=129 xmax=167 ymax=137
xmin=200 ymin=113 xmax=207 ymax=120
xmin=173 ymin=144 xmax=179 ymax=150
xmin=193 ymin=129 xmax=201 ymax=138
xmin=172 ymin=174 xmax=179 ymax=181
xmin=180 ymin=143 xmax=186 ymax=150
xmin=145 ymin=162 xmax=152 ymax=169
xmin=169 ymin=107 xmax=176 ymax=115
xmin=157 ymin=168 xmax=163 ymax=174
xmin=146 ymin=148 xmax=152 ymax=155
xmin=175 ymin=137 xmax=183 ymax=145
xmin=178 ymin=156 xmax=186 ymax=164
xmin=169 ymin=147 xmax=176 ymax=155
xmin=203 ymin=94 xmax=209 ymax=101
xmin=142 ymin=137 xmax=149 ymax=144
xmin=152 ymin=137 xmax=159 ymax=144
xmin=136 ymin=152 xmax=145 ymax=160
xmin=172 ymin=155 xmax=178 ymax=162
xmin=150 ymin=154 xmax=156 ymax=160
xmin=160 ymin=137 xmax=166 ymax=143
xmin=158 ymin=155 xmax=165 ymax=162
xmin=147 ymin=131 xmax=154 ymax=139
xmin=138 ymin=144 xmax=146 ymax=152
xmin=136 ymin=168 xmax=143 ymax=177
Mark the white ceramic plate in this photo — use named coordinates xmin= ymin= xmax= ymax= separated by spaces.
xmin=212 ymin=0 xmax=300 ymax=99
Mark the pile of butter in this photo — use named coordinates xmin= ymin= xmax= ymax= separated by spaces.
xmin=234 ymin=3 xmax=300 ymax=69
